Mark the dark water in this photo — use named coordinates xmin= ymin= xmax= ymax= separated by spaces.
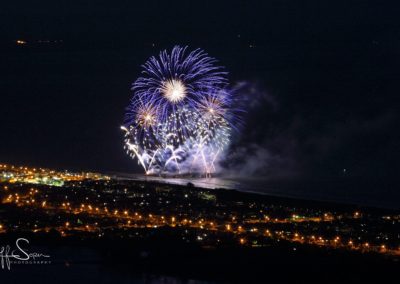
xmin=119 ymin=174 xmax=400 ymax=210
xmin=1 ymin=246 xmax=215 ymax=284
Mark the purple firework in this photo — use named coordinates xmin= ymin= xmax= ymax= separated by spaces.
xmin=131 ymin=45 xmax=227 ymax=122
xmin=123 ymin=46 xmax=237 ymax=175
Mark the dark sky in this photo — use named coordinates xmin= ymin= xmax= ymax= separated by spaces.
xmin=0 ymin=0 xmax=399 ymax=179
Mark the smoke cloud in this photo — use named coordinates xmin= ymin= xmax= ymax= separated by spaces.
xmin=221 ymin=83 xmax=398 ymax=179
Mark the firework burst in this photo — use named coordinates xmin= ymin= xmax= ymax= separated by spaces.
xmin=122 ymin=46 xmax=237 ymax=176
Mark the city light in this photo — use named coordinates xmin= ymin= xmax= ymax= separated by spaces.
xmin=0 ymin=162 xmax=399 ymax=258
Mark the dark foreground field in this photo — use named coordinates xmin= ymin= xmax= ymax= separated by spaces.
xmin=1 ymin=231 xmax=398 ymax=284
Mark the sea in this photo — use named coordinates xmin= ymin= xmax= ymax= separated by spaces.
xmin=116 ymin=173 xmax=399 ymax=210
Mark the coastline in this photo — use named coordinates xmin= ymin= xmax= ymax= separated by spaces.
xmin=112 ymin=173 xmax=400 ymax=211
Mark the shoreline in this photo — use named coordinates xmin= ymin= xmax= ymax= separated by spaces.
xmin=112 ymin=174 xmax=399 ymax=213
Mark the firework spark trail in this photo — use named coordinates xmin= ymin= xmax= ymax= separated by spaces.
xmin=122 ymin=46 xmax=239 ymax=176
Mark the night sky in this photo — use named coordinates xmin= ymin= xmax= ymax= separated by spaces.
xmin=0 ymin=1 xmax=399 ymax=180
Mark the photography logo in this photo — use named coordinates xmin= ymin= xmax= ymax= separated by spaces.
xmin=0 ymin=238 xmax=51 ymax=270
